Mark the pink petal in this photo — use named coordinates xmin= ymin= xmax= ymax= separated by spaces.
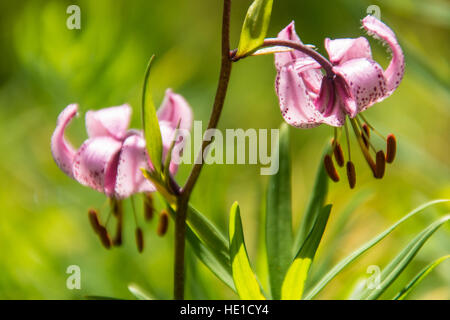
xmin=85 ymin=104 xmax=131 ymax=140
xmin=362 ymin=15 xmax=405 ymax=95
xmin=314 ymin=77 xmax=335 ymax=116
xmin=157 ymin=89 xmax=193 ymax=132
xmin=114 ymin=134 xmax=155 ymax=199
xmin=313 ymin=77 xmax=346 ymax=127
xmin=293 ymin=58 xmax=323 ymax=95
xmin=324 ymin=37 xmax=372 ymax=65
xmin=333 ymin=58 xmax=387 ymax=114
xmin=275 ymin=22 xmax=323 ymax=95
xmin=276 ymin=65 xmax=324 ymax=128
xmin=275 ymin=21 xmax=306 ymax=69
xmin=72 ymin=137 xmax=122 ymax=196
xmin=51 ymin=104 xmax=78 ymax=178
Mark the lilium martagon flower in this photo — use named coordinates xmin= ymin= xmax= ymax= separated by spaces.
xmin=51 ymin=89 xmax=193 ymax=251
xmin=273 ymin=15 xmax=403 ymax=189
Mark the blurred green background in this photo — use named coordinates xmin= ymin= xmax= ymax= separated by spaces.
xmin=0 ymin=0 xmax=448 ymax=299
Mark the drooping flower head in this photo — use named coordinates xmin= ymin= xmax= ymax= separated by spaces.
xmin=274 ymin=15 xmax=404 ymax=187
xmin=51 ymin=89 xmax=193 ymax=249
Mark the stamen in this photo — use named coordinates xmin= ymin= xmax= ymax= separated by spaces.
xmin=88 ymin=209 xmax=102 ymax=235
xmin=346 ymin=161 xmax=356 ymax=189
xmin=332 ymin=139 xmax=345 ymax=167
xmin=362 ymin=123 xmax=370 ymax=149
xmin=143 ymin=193 xmax=154 ymax=221
xmin=324 ymin=154 xmax=340 ymax=182
xmin=375 ymin=151 xmax=386 ymax=179
xmin=386 ymin=134 xmax=397 ymax=163
xmin=344 ymin=120 xmax=352 ymax=161
xmin=359 ymin=114 xmax=386 ymax=141
xmin=135 ymin=227 xmax=144 ymax=253
xmin=110 ymin=198 xmax=123 ymax=246
xmin=157 ymin=210 xmax=169 ymax=236
xmin=349 ymin=118 xmax=377 ymax=176
xmin=355 ymin=116 xmax=376 ymax=153
xmin=98 ymin=226 xmax=112 ymax=249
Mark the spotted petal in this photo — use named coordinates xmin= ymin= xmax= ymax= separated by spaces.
xmin=276 ymin=64 xmax=324 ymax=128
xmin=51 ymin=104 xmax=78 ymax=178
xmin=114 ymin=134 xmax=156 ymax=199
xmin=324 ymin=37 xmax=372 ymax=65
xmin=333 ymin=58 xmax=387 ymax=114
xmin=72 ymin=137 xmax=122 ymax=196
xmin=362 ymin=15 xmax=405 ymax=95
xmin=85 ymin=104 xmax=131 ymax=140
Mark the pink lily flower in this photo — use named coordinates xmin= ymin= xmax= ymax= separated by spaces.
xmin=51 ymin=89 xmax=193 ymax=200
xmin=274 ymin=16 xmax=404 ymax=187
xmin=275 ymin=15 xmax=404 ymax=128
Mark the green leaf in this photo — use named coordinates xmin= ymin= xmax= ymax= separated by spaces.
xmin=229 ymin=202 xmax=265 ymax=300
xmin=358 ymin=215 xmax=450 ymax=300
xmin=142 ymin=169 xmax=176 ymax=204
xmin=128 ymin=283 xmax=154 ymax=300
xmin=167 ymin=205 xmax=235 ymax=291
xmin=185 ymin=226 xmax=235 ymax=291
xmin=394 ymin=255 xmax=450 ymax=300
xmin=266 ymin=122 xmax=292 ymax=300
xmin=304 ymin=199 xmax=449 ymax=300
xmin=281 ymin=204 xmax=332 ymax=300
xmin=236 ymin=0 xmax=274 ymax=58
xmin=84 ymin=295 xmax=123 ymax=300
xmin=141 ymin=55 xmax=163 ymax=175
xmin=293 ymin=146 xmax=329 ymax=255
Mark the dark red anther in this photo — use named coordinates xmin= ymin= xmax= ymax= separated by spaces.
xmin=333 ymin=142 xmax=345 ymax=167
xmin=362 ymin=123 xmax=370 ymax=148
xmin=346 ymin=161 xmax=356 ymax=189
xmin=88 ymin=209 xmax=102 ymax=235
xmin=324 ymin=154 xmax=340 ymax=182
xmin=144 ymin=193 xmax=154 ymax=221
xmin=135 ymin=227 xmax=144 ymax=253
xmin=375 ymin=151 xmax=386 ymax=179
xmin=98 ymin=226 xmax=112 ymax=249
xmin=386 ymin=134 xmax=396 ymax=163
xmin=157 ymin=210 xmax=169 ymax=236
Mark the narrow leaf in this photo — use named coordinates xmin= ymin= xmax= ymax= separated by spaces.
xmin=304 ymin=199 xmax=449 ymax=300
xmin=167 ymin=205 xmax=235 ymax=291
xmin=394 ymin=255 xmax=450 ymax=300
xmin=236 ymin=0 xmax=274 ymax=58
xmin=281 ymin=205 xmax=332 ymax=300
xmin=360 ymin=215 xmax=450 ymax=300
xmin=293 ymin=147 xmax=329 ymax=255
xmin=185 ymin=226 xmax=235 ymax=291
xmin=128 ymin=283 xmax=154 ymax=300
xmin=266 ymin=122 xmax=292 ymax=300
xmin=229 ymin=202 xmax=265 ymax=300
xmin=142 ymin=55 xmax=163 ymax=174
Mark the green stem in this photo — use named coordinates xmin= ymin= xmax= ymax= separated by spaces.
xmin=173 ymin=0 xmax=233 ymax=300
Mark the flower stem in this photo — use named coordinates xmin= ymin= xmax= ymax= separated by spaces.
xmin=173 ymin=0 xmax=232 ymax=300
xmin=231 ymin=38 xmax=335 ymax=78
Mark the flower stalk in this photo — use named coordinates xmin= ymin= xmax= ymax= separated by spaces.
xmin=173 ymin=0 xmax=233 ymax=300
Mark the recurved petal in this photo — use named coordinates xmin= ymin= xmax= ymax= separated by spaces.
xmin=51 ymin=104 xmax=78 ymax=178
xmin=324 ymin=37 xmax=372 ymax=65
xmin=72 ymin=137 xmax=122 ymax=196
xmin=275 ymin=21 xmax=305 ymax=69
xmin=157 ymin=89 xmax=193 ymax=132
xmin=276 ymin=65 xmax=324 ymax=128
xmin=85 ymin=104 xmax=132 ymax=140
xmin=362 ymin=15 xmax=405 ymax=95
xmin=114 ymin=134 xmax=155 ymax=199
xmin=333 ymin=58 xmax=387 ymax=114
